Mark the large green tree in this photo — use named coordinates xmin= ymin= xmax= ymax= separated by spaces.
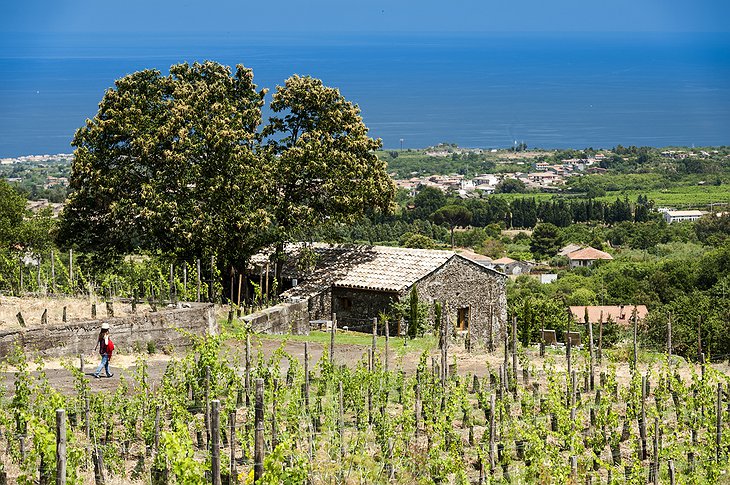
xmin=431 ymin=204 xmax=472 ymax=248
xmin=59 ymin=64 xmax=393 ymax=273
xmin=262 ymin=75 xmax=395 ymax=252
xmin=59 ymin=62 xmax=269 ymax=269
xmin=529 ymin=222 xmax=562 ymax=259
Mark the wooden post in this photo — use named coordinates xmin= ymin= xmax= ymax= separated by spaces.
xmin=384 ymin=318 xmax=390 ymax=373
xmin=105 ymin=302 xmax=113 ymax=318
xmin=372 ymin=317 xmax=377 ymax=362
xmin=489 ymin=393 xmax=496 ymax=472
xmin=338 ymin=381 xmax=345 ymax=456
xmin=698 ymin=315 xmax=703 ymax=360
xmin=41 ymin=309 xmax=48 ymax=325
xmin=211 ymin=400 xmax=221 ymax=485
xmin=51 ymin=249 xmax=56 ymax=293
xmin=169 ymin=263 xmax=174 ymax=302
xmin=717 ymin=382 xmax=723 ymax=462
xmin=304 ymin=342 xmax=310 ymax=410
xmin=56 ymin=408 xmax=66 ymax=485
xmin=16 ymin=312 xmax=25 ymax=327
xmin=205 ymin=366 xmax=211 ymax=446
xmin=663 ymin=312 xmax=671 ymax=358
xmin=632 ymin=308 xmax=638 ymax=372
xmin=62 ymin=306 xmax=67 ymax=323
xmin=566 ymin=308 xmax=572 ymax=379
xmin=588 ymin=318 xmax=595 ymax=390
xmin=330 ymin=313 xmax=337 ymax=363
xmin=668 ymin=459 xmax=675 ymax=485
xmin=210 ymin=255 xmax=215 ymax=303
xmin=254 ymin=379 xmax=264 ymax=483
xmin=69 ymin=249 xmax=73 ymax=293
xmin=511 ymin=316 xmax=517 ymax=392
xmin=653 ymin=417 xmax=659 ymax=485
xmin=598 ymin=311 xmax=603 ymax=363
xmin=154 ymin=406 xmax=160 ymax=454
xmin=196 ymin=258 xmax=201 ymax=302
xmin=540 ymin=314 xmax=545 ymax=357
xmin=271 ymin=379 xmax=278 ymax=450
xmin=414 ymin=383 xmax=421 ymax=437
xmin=245 ymin=335 xmax=251 ymax=407
xmin=84 ymin=396 xmax=90 ymax=441
xmin=229 ymin=411 xmax=237 ymax=483
xmin=79 ymin=354 xmax=84 ymax=373
xmin=640 ymin=374 xmax=647 ymax=460
xmin=91 ymin=304 xmax=96 ymax=319
xmin=237 ymin=273 xmax=243 ymax=310
xmin=442 ymin=311 xmax=449 ymax=385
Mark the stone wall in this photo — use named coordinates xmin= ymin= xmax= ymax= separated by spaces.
xmin=0 ymin=303 xmax=216 ymax=359
xmin=331 ymin=287 xmax=398 ymax=328
xmin=243 ymin=301 xmax=310 ymax=335
xmin=414 ymin=255 xmax=507 ymax=349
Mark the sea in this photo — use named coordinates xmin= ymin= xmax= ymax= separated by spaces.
xmin=1 ymin=32 xmax=729 ymax=157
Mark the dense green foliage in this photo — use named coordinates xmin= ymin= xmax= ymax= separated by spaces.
xmin=58 ymin=62 xmax=394 ymax=271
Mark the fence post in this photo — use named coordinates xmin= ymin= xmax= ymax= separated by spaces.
xmin=330 ymin=313 xmax=337 ymax=363
xmin=229 ymin=411 xmax=237 ymax=483
xmin=56 ymin=408 xmax=66 ymax=485
xmin=384 ymin=318 xmax=390 ymax=373
xmin=205 ymin=366 xmax=211 ymax=446
xmin=254 ymin=379 xmax=264 ymax=483
xmin=338 ymin=381 xmax=345 ymax=457
xmin=372 ymin=317 xmax=377 ymax=360
xmin=62 ymin=306 xmax=67 ymax=323
xmin=211 ymin=400 xmax=221 ymax=485
xmin=196 ymin=258 xmax=201 ymax=302
xmin=304 ymin=342 xmax=310 ymax=411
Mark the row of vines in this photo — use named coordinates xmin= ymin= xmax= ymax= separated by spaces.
xmin=2 ymin=329 xmax=730 ymax=484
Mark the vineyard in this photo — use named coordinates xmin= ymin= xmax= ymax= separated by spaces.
xmin=1 ymin=319 xmax=730 ymax=485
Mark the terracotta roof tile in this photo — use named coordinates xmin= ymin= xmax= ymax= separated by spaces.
xmin=566 ymin=247 xmax=613 ymax=261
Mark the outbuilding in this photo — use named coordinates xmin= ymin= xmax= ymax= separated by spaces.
xmin=248 ymin=243 xmax=507 ymax=347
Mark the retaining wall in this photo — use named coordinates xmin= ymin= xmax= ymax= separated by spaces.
xmin=243 ymin=300 xmax=310 ymax=335
xmin=0 ymin=303 xmax=217 ymax=359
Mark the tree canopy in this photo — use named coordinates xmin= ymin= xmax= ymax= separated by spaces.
xmin=59 ymin=62 xmax=394 ymax=269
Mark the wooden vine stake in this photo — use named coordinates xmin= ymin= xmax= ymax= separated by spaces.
xmin=511 ymin=316 xmax=517 ymax=394
xmin=371 ymin=317 xmax=377 ymax=362
xmin=211 ymin=400 xmax=221 ymax=485
xmin=254 ymin=379 xmax=265 ymax=483
xmin=56 ymin=408 xmax=66 ymax=485
xmin=330 ymin=313 xmax=337 ymax=363
xmin=587 ymin=317 xmax=595 ymax=390
xmin=229 ymin=411 xmax=237 ymax=483
xmin=717 ymin=382 xmax=723 ymax=462
xmin=384 ymin=317 xmax=390 ymax=373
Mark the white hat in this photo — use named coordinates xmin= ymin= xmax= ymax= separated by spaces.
xmin=101 ymin=323 xmax=110 ymax=330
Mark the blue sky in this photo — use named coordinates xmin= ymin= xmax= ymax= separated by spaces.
xmin=2 ymin=0 xmax=729 ymax=34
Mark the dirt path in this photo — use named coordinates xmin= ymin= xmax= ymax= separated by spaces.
xmin=4 ymin=335 xmax=724 ymax=397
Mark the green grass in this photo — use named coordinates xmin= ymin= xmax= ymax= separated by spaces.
xmin=221 ymin=315 xmax=437 ymax=355
xmin=256 ymin=330 xmax=437 ymax=354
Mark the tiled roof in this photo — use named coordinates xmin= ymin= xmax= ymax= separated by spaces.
xmin=558 ymin=244 xmax=583 ymax=256
xmin=250 ymin=243 xmax=503 ymax=297
xmin=570 ymin=305 xmax=649 ymax=327
xmin=566 ymin=247 xmax=613 ymax=261
xmin=492 ymin=257 xmax=516 ymax=264
xmin=333 ymin=246 xmax=453 ymax=292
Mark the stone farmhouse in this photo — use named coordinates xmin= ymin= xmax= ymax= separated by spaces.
xmin=247 ymin=243 xmax=507 ymax=347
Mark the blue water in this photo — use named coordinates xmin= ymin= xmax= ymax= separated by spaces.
xmin=1 ymin=32 xmax=729 ymax=157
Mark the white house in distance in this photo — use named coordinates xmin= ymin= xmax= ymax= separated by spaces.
xmin=566 ymin=247 xmax=613 ymax=269
xmin=663 ymin=210 xmax=706 ymax=224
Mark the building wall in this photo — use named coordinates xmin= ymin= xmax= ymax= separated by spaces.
xmin=0 ymin=303 xmax=216 ymax=359
xmin=331 ymin=287 xmax=398 ymax=329
xmin=414 ymin=256 xmax=507 ymax=349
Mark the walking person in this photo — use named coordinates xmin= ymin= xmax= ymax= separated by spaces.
xmin=93 ymin=323 xmax=114 ymax=378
